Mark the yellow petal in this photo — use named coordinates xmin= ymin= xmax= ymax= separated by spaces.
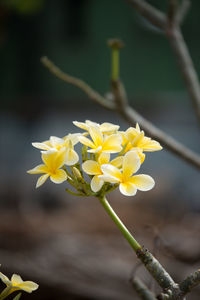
xmin=11 ymin=274 xmax=23 ymax=285
xmin=17 ymin=281 xmax=39 ymax=293
xmin=41 ymin=149 xmax=58 ymax=169
xmin=123 ymin=151 xmax=141 ymax=179
xmin=98 ymin=153 xmax=110 ymax=165
xmin=130 ymin=175 xmax=155 ymax=191
xmin=50 ymin=169 xmax=67 ymax=184
xmin=65 ymin=148 xmax=79 ymax=166
xmin=89 ymin=126 xmax=103 ymax=147
xmin=136 ymin=123 xmax=140 ymax=131
xmin=79 ymin=135 xmax=95 ymax=148
xmin=110 ymin=156 xmax=123 ymax=168
xmin=27 ymin=164 xmax=48 ymax=174
xmin=132 ymin=131 xmax=145 ymax=147
xmin=101 ymin=164 xmax=122 ymax=181
xmin=32 ymin=142 xmax=51 ymax=150
xmin=102 ymin=134 xmax=122 ymax=153
xmin=82 ymin=160 xmax=101 ymax=175
xmin=100 ymin=122 xmax=119 ymax=133
xmin=126 ymin=127 xmax=138 ymax=142
xmin=119 ymin=182 xmax=137 ymax=196
xmin=73 ymin=121 xmax=89 ymax=131
xmin=36 ymin=174 xmax=49 ymax=188
xmin=139 ymin=137 xmax=162 ymax=151
xmin=42 ymin=148 xmax=66 ymax=171
xmin=91 ymin=175 xmax=104 ymax=192
xmin=87 ymin=146 xmax=102 ymax=153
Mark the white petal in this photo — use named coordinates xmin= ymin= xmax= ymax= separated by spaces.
xmin=11 ymin=274 xmax=23 ymax=284
xmin=101 ymin=164 xmax=122 ymax=181
xmin=130 ymin=175 xmax=155 ymax=191
xmin=91 ymin=176 xmax=104 ymax=192
xmin=123 ymin=151 xmax=141 ymax=179
xmin=98 ymin=174 xmax=120 ymax=183
xmin=32 ymin=142 xmax=51 ymax=150
xmin=36 ymin=174 xmax=49 ymax=188
xmin=65 ymin=148 xmax=79 ymax=166
xmin=49 ymin=136 xmax=64 ymax=147
xmin=119 ymin=182 xmax=137 ymax=196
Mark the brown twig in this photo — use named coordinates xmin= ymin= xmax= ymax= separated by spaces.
xmin=111 ymin=80 xmax=200 ymax=169
xmin=126 ymin=0 xmax=167 ymax=30
xmin=41 ymin=56 xmax=114 ymax=110
xmin=131 ymin=277 xmax=157 ymax=300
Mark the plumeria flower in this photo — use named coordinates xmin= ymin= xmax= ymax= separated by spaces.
xmin=0 ymin=272 xmax=38 ymax=294
xmin=32 ymin=133 xmax=80 ymax=166
xmin=73 ymin=120 xmax=119 ymax=135
xmin=27 ymin=148 xmax=67 ymax=188
xmin=120 ymin=123 xmax=162 ymax=154
xmin=99 ymin=151 xmax=155 ymax=196
xmin=82 ymin=152 xmax=123 ymax=192
xmin=79 ymin=125 xmax=122 ymax=154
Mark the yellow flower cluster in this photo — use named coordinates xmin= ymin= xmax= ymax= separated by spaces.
xmin=28 ymin=120 xmax=162 ymax=197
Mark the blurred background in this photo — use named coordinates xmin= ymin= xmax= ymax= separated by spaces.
xmin=0 ymin=0 xmax=200 ymax=299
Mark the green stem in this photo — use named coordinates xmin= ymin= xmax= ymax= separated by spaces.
xmin=99 ymin=195 xmax=141 ymax=252
xmin=112 ymin=48 xmax=119 ymax=80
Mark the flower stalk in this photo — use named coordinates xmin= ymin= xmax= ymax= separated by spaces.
xmin=108 ymin=39 xmax=124 ymax=81
xmin=99 ymin=195 xmax=142 ymax=252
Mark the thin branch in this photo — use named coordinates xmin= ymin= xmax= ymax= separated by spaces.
xmin=41 ymin=57 xmax=200 ymax=169
xmin=126 ymin=0 xmax=200 ymax=124
xmin=126 ymin=0 xmax=167 ymax=30
xmin=166 ymin=25 xmax=200 ymax=123
xmin=130 ymin=277 xmax=157 ymax=300
xmin=176 ymin=0 xmax=191 ymax=25
xmin=41 ymin=56 xmax=114 ymax=110
xmin=179 ymin=269 xmax=200 ymax=296
xmin=112 ymin=80 xmax=200 ymax=169
xmin=136 ymin=248 xmax=176 ymax=291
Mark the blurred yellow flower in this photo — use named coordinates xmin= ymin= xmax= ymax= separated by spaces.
xmin=100 ymin=151 xmax=155 ymax=196
xmin=121 ymin=123 xmax=162 ymax=154
xmin=32 ymin=134 xmax=80 ymax=166
xmin=79 ymin=125 xmax=122 ymax=154
xmin=82 ymin=152 xmax=123 ymax=192
xmin=73 ymin=120 xmax=119 ymax=135
xmin=0 ymin=272 xmax=38 ymax=294
xmin=27 ymin=148 xmax=67 ymax=188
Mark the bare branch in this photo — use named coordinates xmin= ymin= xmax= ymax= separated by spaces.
xmin=176 ymin=0 xmax=191 ymax=25
xmin=127 ymin=0 xmax=200 ymax=123
xmin=41 ymin=58 xmax=200 ymax=169
xmin=166 ymin=26 xmax=200 ymax=123
xmin=126 ymin=0 xmax=167 ymax=30
xmin=130 ymin=277 xmax=157 ymax=300
xmin=41 ymin=56 xmax=114 ymax=110
xmin=136 ymin=248 xmax=176 ymax=291
xmin=112 ymin=80 xmax=200 ymax=169
xmin=179 ymin=269 xmax=200 ymax=296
